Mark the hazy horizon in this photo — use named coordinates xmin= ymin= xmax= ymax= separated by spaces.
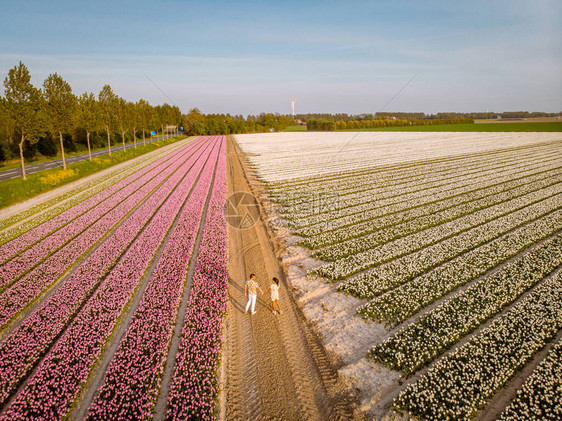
xmin=1 ymin=0 xmax=561 ymax=115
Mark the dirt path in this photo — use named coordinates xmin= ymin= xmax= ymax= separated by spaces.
xmin=223 ymin=136 xmax=360 ymax=420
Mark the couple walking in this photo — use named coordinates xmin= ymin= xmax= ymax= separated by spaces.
xmin=244 ymin=274 xmax=283 ymax=315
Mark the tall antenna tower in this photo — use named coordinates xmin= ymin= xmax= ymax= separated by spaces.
xmin=291 ymin=100 xmax=295 ymax=117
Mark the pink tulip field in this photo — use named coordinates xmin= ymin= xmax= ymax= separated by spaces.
xmin=0 ymin=136 xmax=229 ymax=420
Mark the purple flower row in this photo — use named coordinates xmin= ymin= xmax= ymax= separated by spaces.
xmin=0 ymin=139 xmax=190 ymax=267
xmin=0 ymin=138 xmax=213 ymax=409
xmin=0 ymin=139 xmax=207 ymax=329
xmin=0 ymin=137 xmax=218 ymax=419
xmin=85 ymin=136 xmax=223 ymax=420
xmin=166 ymin=138 xmax=228 ymax=420
xmin=0 ymin=139 xmax=202 ymax=291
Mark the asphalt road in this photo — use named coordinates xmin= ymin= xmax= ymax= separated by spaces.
xmin=0 ymin=134 xmax=179 ymax=182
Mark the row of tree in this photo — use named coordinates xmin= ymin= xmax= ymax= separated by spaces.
xmin=0 ymin=62 xmax=298 ymax=179
xmin=432 ymin=111 xmax=560 ymax=120
xmin=1 ymin=62 xmax=182 ymax=179
xmin=297 ymin=111 xmax=559 ymax=123
xmin=308 ymin=117 xmax=474 ymax=131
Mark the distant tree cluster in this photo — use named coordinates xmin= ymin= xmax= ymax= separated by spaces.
xmin=297 ymin=111 xmax=559 ymax=124
xmin=304 ymin=119 xmax=337 ymax=131
xmin=182 ymin=108 xmax=293 ymax=135
xmin=295 ymin=113 xmax=358 ymax=122
xmin=308 ymin=117 xmax=474 ymax=131
xmin=409 ymin=117 xmax=474 ymax=126
xmin=1 ymin=62 xmax=182 ymax=178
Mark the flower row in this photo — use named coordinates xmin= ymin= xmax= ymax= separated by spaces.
xmin=0 ymin=140 xmax=214 ymax=408
xmin=0 ymin=137 xmax=190 ymax=234
xmin=276 ymin=148 xmax=526 ymax=216
xmin=301 ymin=167 xmax=561 ymax=250
xmin=313 ymin=172 xmax=561 ymax=258
xmin=339 ymin=197 xmax=562 ymax=299
xmin=0 ymin=138 xmax=218 ymax=419
xmin=0 ymin=146 xmax=159 ymax=234
xmin=358 ymin=209 xmax=562 ymax=324
xmin=0 ymin=138 xmax=192 ymax=252
xmin=369 ymin=233 xmax=562 ymax=374
xmin=84 ymin=137 xmax=221 ymax=420
xmin=267 ymin=139 xmax=561 ymax=195
xmin=316 ymin=186 xmax=561 ymax=281
xmin=0 ymin=140 xmax=203 ymax=291
xmin=500 ymin=337 xmax=562 ymax=420
xmin=0 ymin=143 xmax=203 ymax=329
xmin=278 ymin=146 xmax=560 ymax=222
xmin=290 ymin=157 xmax=561 ymax=236
xmin=236 ymin=132 xmax=561 ymax=183
xmin=393 ymin=269 xmax=562 ymax=420
xmin=166 ymin=141 xmax=228 ymax=420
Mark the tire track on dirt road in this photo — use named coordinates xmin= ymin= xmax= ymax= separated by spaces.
xmin=224 ymin=136 xmax=360 ymax=420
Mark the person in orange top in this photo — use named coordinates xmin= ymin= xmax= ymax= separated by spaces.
xmin=244 ymin=273 xmax=263 ymax=315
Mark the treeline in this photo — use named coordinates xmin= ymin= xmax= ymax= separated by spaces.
xmin=183 ymin=108 xmax=293 ymax=135
xmin=308 ymin=117 xmax=474 ymax=131
xmin=297 ymin=111 xmax=559 ymax=123
xmin=436 ymin=111 xmax=560 ymax=120
xmin=1 ymin=61 xmax=183 ymax=179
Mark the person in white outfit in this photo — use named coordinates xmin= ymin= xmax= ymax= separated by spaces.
xmin=244 ymin=274 xmax=263 ymax=315
xmin=263 ymin=277 xmax=282 ymax=314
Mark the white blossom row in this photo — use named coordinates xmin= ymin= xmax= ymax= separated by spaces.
xmin=369 ymin=233 xmax=562 ymax=375
xmin=276 ymin=148 xmax=561 ymax=221
xmin=273 ymin=147 xmax=550 ymax=215
xmin=358 ymin=210 xmax=562 ymax=324
xmin=289 ymin=158 xmax=561 ymax=235
xmin=266 ymin=139 xmax=562 ymax=193
xmin=337 ymin=198 xmax=562 ymax=298
xmin=393 ymin=268 xmax=562 ymax=420
xmin=313 ymin=173 xmax=561 ymax=258
xmin=500 ymin=337 xmax=562 ymax=420
xmin=315 ymin=187 xmax=561 ymax=281
xmin=235 ymin=132 xmax=561 ymax=182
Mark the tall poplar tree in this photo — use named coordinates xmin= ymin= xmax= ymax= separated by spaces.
xmin=43 ymin=72 xmax=76 ymax=170
xmin=77 ymin=92 xmax=101 ymax=161
xmin=98 ymin=84 xmax=117 ymax=157
xmin=3 ymin=62 xmax=45 ymax=179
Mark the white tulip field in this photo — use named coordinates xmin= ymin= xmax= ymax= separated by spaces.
xmin=236 ymin=132 xmax=562 ymax=420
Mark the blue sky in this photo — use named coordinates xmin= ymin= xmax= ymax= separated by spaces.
xmin=1 ymin=0 xmax=560 ymax=115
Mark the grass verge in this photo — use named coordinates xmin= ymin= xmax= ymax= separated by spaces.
xmin=0 ymin=135 xmax=187 ymax=209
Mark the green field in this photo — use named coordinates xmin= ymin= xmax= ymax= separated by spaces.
xmin=283 ymin=125 xmax=308 ymax=132
xmin=287 ymin=122 xmax=562 ymax=133
xmin=342 ymin=122 xmax=562 ymax=132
